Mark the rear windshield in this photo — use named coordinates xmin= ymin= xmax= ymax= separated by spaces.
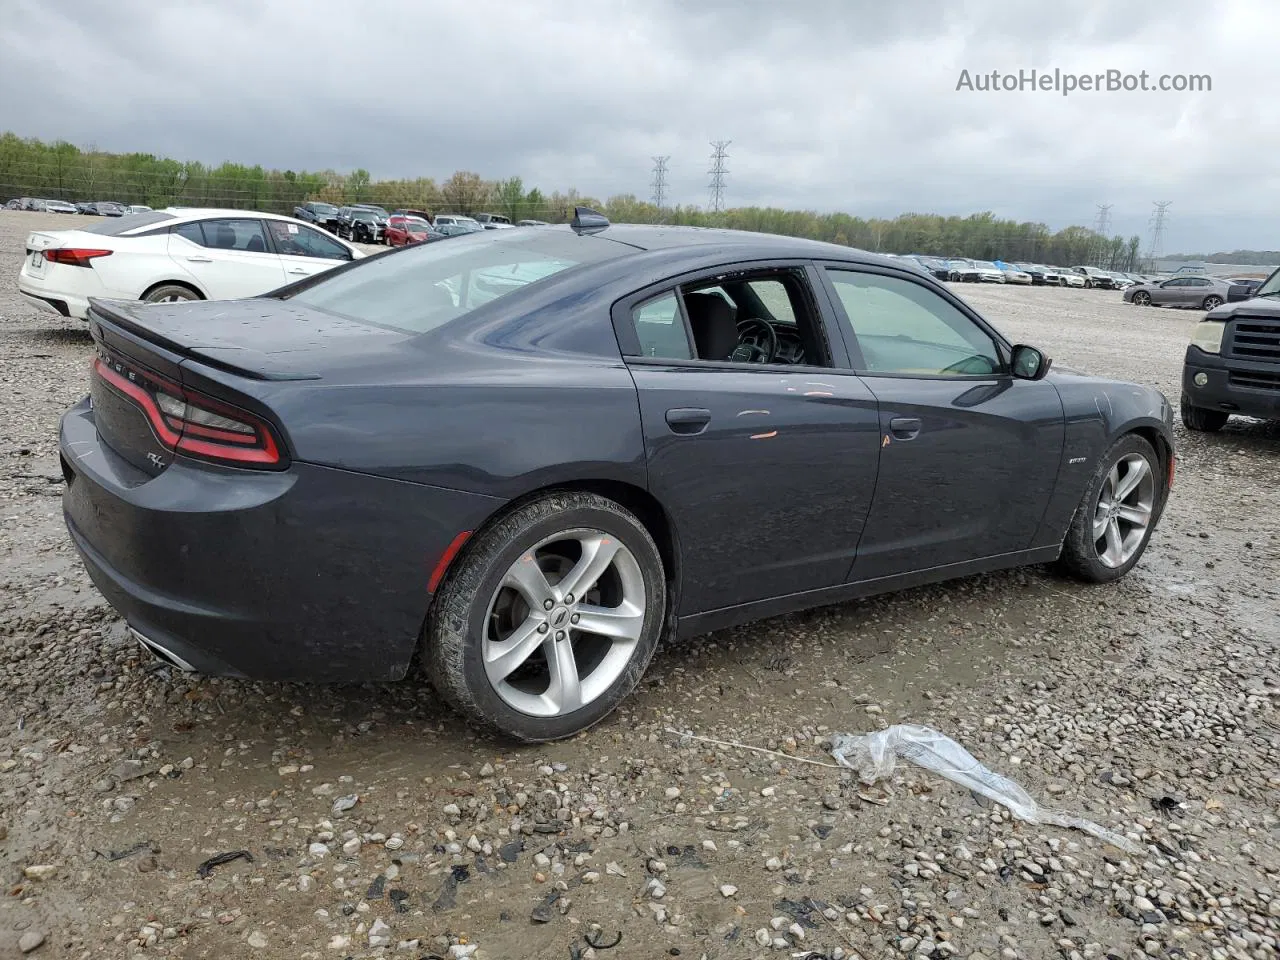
xmin=283 ymin=228 xmax=629 ymax=334
xmin=82 ymin=211 xmax=176 ymax=235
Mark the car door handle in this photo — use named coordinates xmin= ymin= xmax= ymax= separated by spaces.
xmin=287 ymin=267 xmax=309 ymax=274
xmin=889 ymin=417 xmax=922 ymax=440
xmin=665 ymin=407 xmax=711 ymax=435
xmin=185 ymin=256 xmax=212 ymax=263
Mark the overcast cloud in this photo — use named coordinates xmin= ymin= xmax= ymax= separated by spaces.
xmin=1 ymin=0 xmax=1276 ymax=251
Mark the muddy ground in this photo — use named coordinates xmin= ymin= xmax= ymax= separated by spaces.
xmin=0 ymin=210 xmax=1277 ymax=960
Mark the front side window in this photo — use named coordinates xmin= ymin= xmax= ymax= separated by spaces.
xmin=631 ymin=292 xmax=693 ymax=359
xmin=827 ymin=269 xmax=1003 ymax=377
xmin=267 ymin=220 xmax=348 ymax=260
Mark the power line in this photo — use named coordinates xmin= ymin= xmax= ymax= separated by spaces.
xmin=1146 ymin=201 xmax=1172 ymax=269
xmin=707 ymin=140 xmax=730 ymax=213
xmin=650 ymin=156 xmax=669 ymax=215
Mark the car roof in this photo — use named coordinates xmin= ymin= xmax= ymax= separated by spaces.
xmin=160 ymin=207 xmax=313 ymax=224
xmin=579 ymin=223 xmax=904 ymax=267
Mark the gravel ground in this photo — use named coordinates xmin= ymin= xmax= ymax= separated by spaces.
xmin=0 ymin=210 xmax=1277 ymax=960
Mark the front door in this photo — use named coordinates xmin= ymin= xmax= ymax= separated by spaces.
xmin=264 ymin=219 xmax=353 ymax=282
xmin=821 ymin=266 xmax=1065 ymax=581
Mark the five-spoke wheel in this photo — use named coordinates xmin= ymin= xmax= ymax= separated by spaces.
xmin=1058 ymin=434 xmax=1164 ymax=582
xmin=423 ymin=492 xmax=666 ymax=741
xmin=483 ymin=531 xmax=646 ymax=718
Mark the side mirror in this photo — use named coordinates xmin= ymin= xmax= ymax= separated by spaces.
xmin=1011 ymin=344 xmax=1051 ymax=380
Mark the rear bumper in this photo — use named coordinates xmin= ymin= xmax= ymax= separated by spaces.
xmin=19 ymin=277 xmax=91 ymax=319
xmin=60 ymin=397 xmax=505 ymax=682
xmin=1183 ymin=346 xmax=1280 ymax=420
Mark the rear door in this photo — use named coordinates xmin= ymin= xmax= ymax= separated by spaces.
xmin=821 ymin=265 xmax=1064 ymax=581
xmin=615 ymin=262 xmax=883 ymax=616
xmin=264 ymin=219 xmax=353 ymax=281
xmin=168 ymin=218 xmax=286 ymax=298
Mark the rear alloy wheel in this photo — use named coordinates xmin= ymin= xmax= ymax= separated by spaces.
xmin=424 ymin=492 xmax=667 ymax=741
xmin=1202 ymin=295 xmax=1223 ymax=311
xmin=143 ymin=284 xmax=201 ymax=304
xmin=1180 ymin=394 xmax=1229 ymax=432
xmin=1132 ymin=291 xmax=1151 ymax=306
xmin=1057 ymin=434 xmax=1162 ymax=583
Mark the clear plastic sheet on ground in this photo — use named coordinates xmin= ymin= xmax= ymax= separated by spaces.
xmin=829 ymin=724 xmax=1140 ymax=853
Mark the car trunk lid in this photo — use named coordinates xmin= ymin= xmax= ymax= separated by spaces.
xmin=86 ymin=297 xmax=411 ymax=478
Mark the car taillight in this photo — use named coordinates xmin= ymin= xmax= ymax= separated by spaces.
xmin=92 ymin=358 xmax=284 ymax=467
xmin=45 ymin=248 xmax=113 ymax=267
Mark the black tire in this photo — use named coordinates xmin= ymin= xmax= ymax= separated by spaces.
xmin=142 ymin=283 xmax=201 ymax=304
xmin=1132 ymin=291 xmax=1151 ymax=306
xmin=1056 ymin=433 xmax=1164 ymax=584
xmin=1084 ymin=279 xmax=1094 ymax=289
xmin=1180 ymin=394 xmax=1228 ymax=432
xmin=423 ymin=491 xmax=668 ymax=742
xmin=1202 ymin=295 xmax=1223 ymax=311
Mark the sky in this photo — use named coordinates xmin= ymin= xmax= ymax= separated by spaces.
xmin=1 ymin=0 xmax=1276 ymax=252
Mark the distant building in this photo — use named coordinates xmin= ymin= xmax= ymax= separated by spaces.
xmin=1153 ymin=258 xmax=1275 ymax=278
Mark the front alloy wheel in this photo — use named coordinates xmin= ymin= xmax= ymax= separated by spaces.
xmin=424 ymin=492 xmax=666 ymax=741
xmin=1057 ymin=434 xmax=1163 ymax=583
xmin=1132 ymin=291 xmax=1151 ymax=305
xmin=1091 ymin=454 xmax=1155 ymax=568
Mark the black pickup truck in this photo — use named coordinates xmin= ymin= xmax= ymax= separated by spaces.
xmin=293 ymin=201 xmax=340 ymax=232
xmin=1181 ymin=268 xmax=1280 ymax=430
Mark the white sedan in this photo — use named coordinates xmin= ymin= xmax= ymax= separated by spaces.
xmin=18 ymin=207 xmax=364 ymax=320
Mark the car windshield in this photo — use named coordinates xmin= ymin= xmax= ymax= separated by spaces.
xmin=283 ymin=228 xmax=630 ymax=334
xmin=313 ymin=203 xmax=337 ymax=214
xmin=81 ymin=211 xmax=176 ymax=234
xmin=351 ymin=210 xmax=377 ymax=221
xmin=404 ymin=218 xmax=431 ymax=231
xmin=974 ymin=261 xmax=998 ymax=269
xmin=1252 ymin=267 xmax=1280 ymax=297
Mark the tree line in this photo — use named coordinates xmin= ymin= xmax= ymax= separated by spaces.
xmin=0 ymin=132 xmax=1145 ymax=269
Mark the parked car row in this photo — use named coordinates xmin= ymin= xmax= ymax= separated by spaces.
xmin=4 ymin=197 xmax=152 ymax=215
xmin=291 ymin=202 xmax=531 ymax=245
xmin=893 ymin=254 xmax=1161 ymax=290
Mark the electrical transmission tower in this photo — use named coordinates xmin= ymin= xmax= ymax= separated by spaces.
xmin=708 ymin=140 xmax=731 ymax=213
xmin=1146 ymin=201 xmax=1172 ymax=271
xmin=650 ymin=156 xmax=669 ymax=214
xmin=1092 ymin=203 xmax=1113 ymax=239
xmin=1091 ymin=204 xmax=1113 ymax=266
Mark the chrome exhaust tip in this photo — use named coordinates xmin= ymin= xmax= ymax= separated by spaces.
xmin=129 ymin=627 xmax=196 ymax=672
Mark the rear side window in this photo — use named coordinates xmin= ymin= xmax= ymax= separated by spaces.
xmin=632 ymin=293 xmax=693 ymax=359
xmin=284 ymin=228 xmax=628 ymax=334
xmin=82 ymin=211 xmax=176 ymax=235
xmin=172 ymin=218 xmax=269 ymax=252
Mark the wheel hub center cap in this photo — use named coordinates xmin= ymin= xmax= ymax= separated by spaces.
xmin=549 ymin=605 xmax=572 ymax=628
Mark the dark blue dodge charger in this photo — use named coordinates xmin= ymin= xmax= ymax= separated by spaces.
xmin=60 ymin=211 xmax=1175 ymax=741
